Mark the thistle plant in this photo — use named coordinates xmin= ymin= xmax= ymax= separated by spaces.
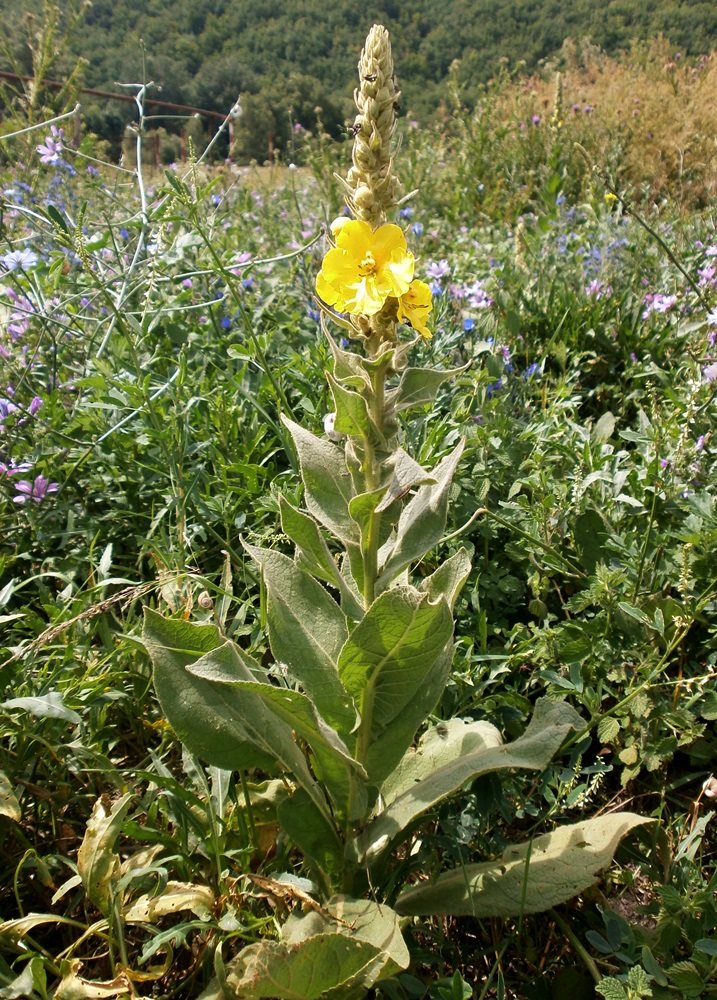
xmin=144 ymin=25 xmax=650 ymax=999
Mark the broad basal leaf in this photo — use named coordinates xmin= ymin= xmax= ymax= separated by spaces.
xmin=164 ymin=637 xmax=332 ymax=822
xmin=143 ymin=609 xmax=277 ymax=773
xmin=357 ymin=699 xmax=582 ymax=862
xmin=187 ymin=658 xmax=366 ymax=823
xmin=216 ymin=898 xmax=408 ymax=1000
xmin=379 ymin=717 xmax=502 ymax=809
xmin=395 ymin=813 xmax=652 ymax=917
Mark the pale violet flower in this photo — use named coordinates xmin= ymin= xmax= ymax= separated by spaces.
xmin=36 ymin=126 xmax=64 ymax=165
xmin=1 ymin=249 xmax=38 ymax=272
xmin=425 ymin=259 xmax=450 ymax=281
xmin=706 ymin=308 xmax=717 ymax=327
xmin=702 ymin=363 xmax=717 ymax=382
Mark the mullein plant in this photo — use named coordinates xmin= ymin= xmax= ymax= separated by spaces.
xmin=144 ymin=25 xmax=649 ymax=998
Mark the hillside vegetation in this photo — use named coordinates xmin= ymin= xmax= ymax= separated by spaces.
xmin=2 ymin=0 xmax=717 ymax=160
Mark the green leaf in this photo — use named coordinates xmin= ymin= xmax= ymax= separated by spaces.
xmin=282 ymin=416 xmax=358 ymax=545
xmin=598 ymin=717 xmax=621 ymax=744
xmin=360 ymin=699 xmax=581 ymax=863
xmin=375 ymin=449 xmax=435 ymax=512
xmin=665 ymin=961 xmax=705 ymax=998
xmin=217 ymin=897 xmax=409 ymax=1000
xmin=277 ymin=789 xmax=344 ymax=887
xmin=386 ymin=365 xmax=469 ymax=413
xmin=186 ymin=660 xmax=366 ymax=822
xmin=338 ymin=587 xmax=453 ymax=741
xmin=77 ymin=793 xmax=132 ymax=915
xmin=46 ymin=204 xmax=70 ymax=233
xmin=279 ymin=497 xmax=363 ymax=620
xmin=143 ymin=609 xmax=277 ymax=773
xmin=282 ymin=896 xmax=409 ymax=982
xmin=2 ymin=692 xmax=81 ymax=724
xmin=380 ymin=717 xmax=502 ymax=809
xmin=363 ymin=640 xmax=454 ymax=789
xmin=592 ymin=411 xmax=615 ymax=443
xmin=417 ymin=547 xmax=472 ymax=611
xmin=695 ymin=938 xmax=717 ymax=956
xmin=222 ymin=934 xmax=388 ymax=999
xmin=395 ymin=813 xmax=652 ymax=917
xmin=161 ymin=637 xmax=335 ymax=821
xmin=378 ymin=441 xmax=465 ymax=586
xmin=594 ymin=978 xmax=627 ymax=1000
xmin=326 ymin=330 xmax=371 ymax=390
xmin=243 ymin=544 xmax=356 ymax=737
xmin=328 ymin=373 xmax=373 ymax=439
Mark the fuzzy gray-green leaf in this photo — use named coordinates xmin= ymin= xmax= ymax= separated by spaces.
xmin=395 ymin=813 xmax=652 ymax=917
xmin=358 ymin=699 xmax=581 ymax=862
xmin=243 ymin=543 xmax=356 ymax=737
xmin=281 ymin=416 xmax=358 ymax=545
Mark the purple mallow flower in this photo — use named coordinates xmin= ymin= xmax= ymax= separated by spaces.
xmin=642 ymin=293 xmax=678 ymax=319
xmin=702 ymin=363 xmax=717 ymax=382
xmin=0 ymin=459 xmax=33 ymax=476
xmin=13 ymin=475 xmax=59 ymax=504
xmin=28 ymin=396 xmax=43 ymax=416
xmin=585 ymin=279 xmax=612 ymax=300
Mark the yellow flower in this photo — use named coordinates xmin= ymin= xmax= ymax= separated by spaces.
xmin=316 ymin=220 xmax=414 ymax=316
xmin=397 ymin=280 xmax=433 ymax=339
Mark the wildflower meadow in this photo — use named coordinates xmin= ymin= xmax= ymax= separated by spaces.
xmin=1 ymin=19 xmax=717 ymax=1000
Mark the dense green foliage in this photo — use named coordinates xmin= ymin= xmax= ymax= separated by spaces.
xmin=2 ymin=0 xmax=717 ymax=158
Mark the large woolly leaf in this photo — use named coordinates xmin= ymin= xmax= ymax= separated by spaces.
xmin=386 ymin=364 xmax=470 ymax=414
xmin=363 ymin=640 xmax=454 ymax=788
xmin=282 ymin=416 xmax=358 ymax=545
xmin=357 ymin=700 xmax=582 ymax=862
xmin=338 ymin=587 xmax=453 ymax=742
xmin=378 ymin=440 xmax=465 ymax=586
xmin=243 ymin=544 xmax=356 ymax=737
xmin=209 ymin=897 xmax=408 ymax=1000
xmin=167 ymin=638 xmax=334 ymax=821
xmin=282 ymin=896 xmax=409 ymax=981
xmin=395 ymin=813 xmax=652 ymax=917
xmin=187 ymin=658 xmax=366 ymax=822
xmin=279 ymin=496 xmax=363 ymax=620
xmin=379 ymin=717 xmax=502 ymax=809
xmin=143 ymin=609 xmax=276 ymax=773
xmin=277 ymin=789 xmax=344 ymax=889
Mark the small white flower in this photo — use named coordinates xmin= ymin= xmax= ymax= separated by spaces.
xmin=324 ymin=412 xmax=344 ymax=442
xmin=702 ymin=776 xmax=717 ymax=799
